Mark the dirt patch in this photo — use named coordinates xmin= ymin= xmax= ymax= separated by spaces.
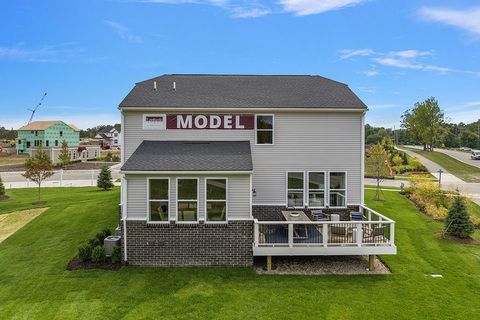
xmin=435 ymin=231 xmax=480 ymax=245
xmin=255 ymin=255 xmax=390 ymax=275
xmin=66 ymin=258 xmax=122 ymax=271
xmin=0 ymin=207 xmax=48 ymax=243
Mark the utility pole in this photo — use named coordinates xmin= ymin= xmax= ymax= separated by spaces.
xmin=438 ymin=169 xmax=443 ymax=187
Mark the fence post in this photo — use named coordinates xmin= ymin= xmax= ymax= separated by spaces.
xmin=91 ymin=170 xmax=94 ymax=186
xmin=390 ymin=222 xmax=395 ymax=245
xmin=288 ymin=224 xmax=293 ymax=248
xmin=60 ymin=169 xmax=63 ymax=187
xmin=356 ymin=223 xmax=363 ymax=247
xmin=254 ymin=222 xmax=259 ymax=247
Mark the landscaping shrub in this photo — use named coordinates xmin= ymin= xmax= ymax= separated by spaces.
xmin=78 ymin=243 xmax=92 ymax=262
xmin=88 ymin=237 xmax=101 ymax=248
xmin=392 ymin=154 xmax=403 ymax=166
xmin=92 ymin=245 xmax=106 ymax=263
xmin=111 ymin=246 xmax=121 ymax=263
xmin=445 ymin=196 xmax=475 ymax=238
xmin=112 ymin=155 xmax=120 ymax=162
xmin=95 ymin=228 xmax=111 ymax=244
xmin=104 ymin=152 xmax=113 ymax=162
xmin=408 ymin=175 xmax=450 ymax=219
xmin=97 ymin=166 xmax=114 ymax=191
xmin=0 ymin=175 xmax=5 ymax=199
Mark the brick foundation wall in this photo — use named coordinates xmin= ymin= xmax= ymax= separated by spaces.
xmin=252 ymin=205 xmax=360 ymax=221
xmin=122 ymin=220 xmax=254 ymax=266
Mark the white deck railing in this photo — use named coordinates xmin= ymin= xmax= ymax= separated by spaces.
xmin=253 ymin=205 xmax=396 ymax=256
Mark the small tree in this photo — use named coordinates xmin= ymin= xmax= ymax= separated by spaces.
xmin=22 ymin=146 xmax=54 ymax=203
xmin=0 ymin=175 xmax=6 ymax=199
xmin=445 ymin=195 xmax=474 ymax=238
xmin=370 ymin=143 xmax=390 ymax=201
xmin=392 ymin=154 xmax=403 ymax=166
xmin=97 ymin=165 xmax=114 ymax=191
xmin=58 ymin=141 xmax=71 ymax=167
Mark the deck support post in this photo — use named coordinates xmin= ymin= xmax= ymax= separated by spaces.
xmin=368 ymin=255 xmax=375 ymax=271
xmin=266 ymin=256 xmax=272 ymax=271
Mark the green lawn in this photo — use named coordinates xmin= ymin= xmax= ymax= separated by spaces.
xmin=402 ymin=146 xmax=480 ymax=183
xmin=1 ymin=187 xmax=480 ymax=319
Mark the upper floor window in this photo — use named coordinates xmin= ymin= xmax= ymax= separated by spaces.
xmin=205 ymin=178 xmax=227 ymax=222
xmin=329 ymin=172 xmax=346 ymax=207
xmin=149 ymin=178 xmax=169 ymax=222
xmin=177 ymin=178 xmax=198 ymax=222
xmin=60 ymin=131 xmax=63 ymax=137
xmin=255 ymin=115 xmax=274 ymax=145
xmin=308 ymin=172 xmax=325 ymax=208
xmin=287 ymin=172 xmax=304 ymax=208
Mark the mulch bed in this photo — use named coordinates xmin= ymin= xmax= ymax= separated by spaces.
xmin=0 ymin=195 xmax=9 ymax=201
xmin=254 ymin=255 xmax=391 ymax=275
xmin=435 ymin=232 xmax=480 ymax=245
xmin=66 ymin=258 xmax=122 ymax=271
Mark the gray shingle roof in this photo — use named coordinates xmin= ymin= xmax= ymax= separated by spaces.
xmin=119 ymin=74 xmax=367 ymax=109
xmin=121 ymin=140 xmax=253 ymax=172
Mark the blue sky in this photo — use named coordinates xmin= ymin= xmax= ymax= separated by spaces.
xmin=1 ymin=0 xmax=480 ymax=129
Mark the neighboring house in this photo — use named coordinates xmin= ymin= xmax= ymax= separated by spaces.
xmin=17 ymin=120 xmax=100 ymax=164
xmin=95 ymin=126 xmax=121 ymax=148
xmin=16 ymin=120 xmax=80 ymax=153
xmin=119 ymin=74 xmax=397 ymax=267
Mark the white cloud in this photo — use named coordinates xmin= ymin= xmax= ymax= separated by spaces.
xmin=279 ymin=0 xmax=367 ymax=16
xmin=390 ymin=49 xmax=432 ymax=59
xmin=339 ymin=48 xmax=375 ymax=60
xmin=0 ymin=43 xmax=84 ymax=62
xmin=231 ymin=7 xmax=271 ymax=18
xmin=104 ymin=20 xmax=142 ymax=43
xmin=419 ymin=7 xmax=480 ymax=36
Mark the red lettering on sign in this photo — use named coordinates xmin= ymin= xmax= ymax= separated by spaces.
xmin=166 ymin=114 xmax=254 ymax=130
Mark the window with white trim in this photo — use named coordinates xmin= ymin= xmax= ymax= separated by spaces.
xmin=308 ymin=172 xmax=325 ymax=207
xmin=177 ymin=178 xmax=198 ymax=222
xmin=287 ymin=172 xmax=304 ymax=207
xmin=206 ymin=178 xmax=227 ymax=222
xmin=148 ymin=179 xmax=169 ymax=221
xmin=329 ymin=172 xmax=346 ymax=207
xmin=256 ymin=115 xmax=274 ymax=144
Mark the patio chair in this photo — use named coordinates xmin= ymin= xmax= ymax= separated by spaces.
xmin=363 ymin=226 xmax=387 ymax=243
xmin=311 ymin=210 xmax=328 ymax=221
xmin=350 ymin=212 xmax=364 ymax=221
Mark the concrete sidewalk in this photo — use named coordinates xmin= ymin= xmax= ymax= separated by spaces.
xmin=4 ymin=180 xmax=121 ymax=189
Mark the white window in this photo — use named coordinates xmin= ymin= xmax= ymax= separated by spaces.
xmin=255 ymin=114 xmax=274 ymax=145
xmin=308 ymin=172 xmax=326 ymax=208
xmin=329 ymin=172 xmax=346 ymax=207
xmin=148 ymin=178 xmax=169 ymax=222
xmin=177 ymin=178 xmax=198 ymax=222
xmin=287 ymin=172 xmax=304 ymax=208
xmin=205 ymin=178 xmax=227 ymax=222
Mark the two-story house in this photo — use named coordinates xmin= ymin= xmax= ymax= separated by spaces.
xmin=95 ymin=125 xmax=121 ymax=149
xmin=119 ymin=74 xmax=396 ymax=267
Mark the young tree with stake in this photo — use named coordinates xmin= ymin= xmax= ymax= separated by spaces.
xmin=58 ymin=140 xmax=71 ymax=167
xmin=23 ymin=146 xmax=54 ymax=203
xmin=370 ymin=143 xmax=390 ymax=201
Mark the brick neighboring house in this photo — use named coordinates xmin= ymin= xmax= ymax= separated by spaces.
xmin=95 ymin=126 xmax=121 ymax=149
xmin=118 ymin=74 xmax=397 ymax=267
xmin=16 ymin=120 xmax=100 ymax=164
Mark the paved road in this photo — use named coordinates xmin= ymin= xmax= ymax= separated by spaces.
xmin=404 ymin=145 xmax=480 ymax=168
xmin=393 ymin=147 xmax=480 ymax=205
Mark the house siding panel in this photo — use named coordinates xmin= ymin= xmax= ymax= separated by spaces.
xmin=123 ymin=111 xmax=363 ymax=207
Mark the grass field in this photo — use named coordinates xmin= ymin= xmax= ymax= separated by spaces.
xmin=402 ymin=146 xmax=480 ymax=183
xmin=1 ymin=187 xmax=480 ymax=319
xmin=0 ymin=153 xmax=28 ymax=166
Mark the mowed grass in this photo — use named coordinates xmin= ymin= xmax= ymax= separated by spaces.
xmin=0 ymin=153 xmax=28 ymax=166
xmin=1 ymin=187 xmax=480 ymax=319
xmin=402 ymin=146 xmax=480 ymax=183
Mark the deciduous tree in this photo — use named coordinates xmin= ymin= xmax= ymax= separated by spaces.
xmin=22 ymin=146 xmax=54 ymax=203
xmin=58 ymin=141 xmax=70 ymax=167
xmin=370 ymin=143 xmax=390 ymax=201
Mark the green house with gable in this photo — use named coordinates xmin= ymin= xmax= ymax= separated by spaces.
xmin=16 ymin=120 xmax=80 ymax=153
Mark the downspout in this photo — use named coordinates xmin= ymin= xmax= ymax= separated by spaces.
xmin=122 ymin=175 xmax=128 ymax=263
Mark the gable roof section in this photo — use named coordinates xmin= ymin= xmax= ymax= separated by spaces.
xmin=18 ymin=120 xmax=81 ymax=132
xmin=119 ymin=74 xmax=367 ymax=110
xmin=121 ymin=140 xmax=253 ymax=172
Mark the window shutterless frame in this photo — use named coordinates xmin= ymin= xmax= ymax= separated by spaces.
xmin=176 ymin=177 xmax=199 ymax=224
xmin=286 ymin=171 xmax=305 ymax=208
xmin=204 ymin=177 xmax=228 ymax=224
xmin=307 ymin=171 xmax=326 ymax=208
xmin=328 ymin=171 xmax=347 ymax=208
xmin=146 ymin=177 xmax=170 ymax=224
xmin=255 ymin=114 xmax=274 ymax=145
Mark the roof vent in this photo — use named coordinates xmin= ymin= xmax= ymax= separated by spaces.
xmin=173 ymin=81 xmax=176 ymax=91
xmin=153 ymin=81 xmax=157 ymax=91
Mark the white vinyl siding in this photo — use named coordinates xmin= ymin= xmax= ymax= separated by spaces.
xmin=123 ymin=111 xmax=363 ymax=206
xmin=126 ymin=174 xmax=251 ymax=221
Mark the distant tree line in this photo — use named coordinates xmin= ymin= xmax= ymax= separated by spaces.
xmin=366 ymin=97 xmax=480 ymax=150
xmin=0 ymin=126 xmax=17 ymax=140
